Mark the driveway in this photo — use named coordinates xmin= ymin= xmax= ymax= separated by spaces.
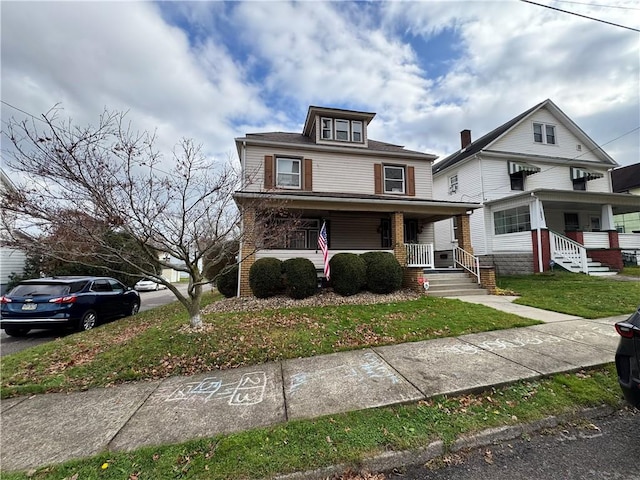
xmin=0 ymin=283 xmax=191 ymax=356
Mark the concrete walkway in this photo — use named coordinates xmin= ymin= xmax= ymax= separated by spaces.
xmin=0 ymin=297 xmax=626 ymax=472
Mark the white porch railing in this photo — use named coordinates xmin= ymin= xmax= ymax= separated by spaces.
xmin=620 ymin=233 xmax=640 ymax=249
xmin=583 ymin=232 xmax=610 ymax=248
xmin=406 ymin=243 xmax=435 ymax=268
xmin=453 ymin=246 xmax=480 ymax=283
xmin=550 ymin=230 xmax=588 ymax=273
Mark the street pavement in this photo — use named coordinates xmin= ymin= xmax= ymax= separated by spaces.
xmin=0 ymin=295 xmax=629 ymax=473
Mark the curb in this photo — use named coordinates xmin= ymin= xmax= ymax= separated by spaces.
xmin=273 ymin=405 xmax=618 ymax=479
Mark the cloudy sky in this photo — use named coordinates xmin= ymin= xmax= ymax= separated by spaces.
xmin=2 ymin=1 xmax=639 ymax=171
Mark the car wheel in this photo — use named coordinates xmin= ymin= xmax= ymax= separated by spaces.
xmin=4 ymin=327 xmax=30 ymax=337
xmin=129 ymin=302 xmax=140 ymax=316
xmin=77 ymin=310 xmax=98 ymax=332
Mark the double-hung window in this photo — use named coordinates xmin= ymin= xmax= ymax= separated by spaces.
xmin=351 ymin=121 xmax=363 ymax=142
xmin=335 ymin=119 xmax=349 ymax=140
xmin=321 ymin=118 xmax=333 ymax=140
xmin=276 ymin=157 xmax=301 ymax=188
xmin=448 ymin=174 xmax=458 ymax=194
xmin=384 ymin=165 xmax=405 ymax=193
xmin=533 ymin=123 xmax=556 ymax=145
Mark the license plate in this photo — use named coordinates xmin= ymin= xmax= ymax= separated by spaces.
xmin=21 ymin=303 xmax=37 ymax=311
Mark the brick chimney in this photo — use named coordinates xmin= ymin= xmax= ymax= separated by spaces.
xmin=460 ymin=129 xmax=472 ymax=149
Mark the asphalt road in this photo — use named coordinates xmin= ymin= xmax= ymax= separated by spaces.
xmin=0 ymin=283 xmax=190 ymax=356
xmin=391 ymin=408 xmax=639 ymax=480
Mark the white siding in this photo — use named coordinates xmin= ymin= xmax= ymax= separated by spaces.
xmin=620 ymin=234 xmax=640 ymax=249
xmin=492 ymin=232 xmax=532 ymax=252
xmin=243 ymin=145 xmax=433 ymax=197
xmin=0 ymin=247 xmax=26 ymax=284
xmin=583 ymin=232 xmax=610 ymax=248
xmin=490 ymin=106 xmax=602 ymax=162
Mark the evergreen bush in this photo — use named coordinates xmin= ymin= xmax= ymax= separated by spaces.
xmin=329 ymin=253 xmax=366 ymax=296
xmin=216 ymin=264 xmax=238 ymax=298
xmin=282 ymin=257 xmax=317 ymax=299
xmin=249 ymin=257 xmax=283 ymax=298
xmin=361 ymin=251 xmax=403 ymax=294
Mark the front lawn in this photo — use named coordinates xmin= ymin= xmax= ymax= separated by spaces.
xmin=1 ymin=293 xmax=538 ymax=398
xmin=497 ymin=271 xmax=640 ymax=318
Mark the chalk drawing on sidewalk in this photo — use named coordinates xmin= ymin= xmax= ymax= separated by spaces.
xmin=438 ymin=334 xmax=563 ymax=356
xmin=288 ymin=352 xmax=400 ymax=395
xmin=165 ymin=371 xmax=267 ymax=406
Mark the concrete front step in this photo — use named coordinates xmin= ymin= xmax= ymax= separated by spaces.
xmin=428 ymin=282 xmax=481 ymax=292
xmin=429 ymin=288 xmax=488 ymax=297
xmin=589 ymin=271 xmax=619 ymax=276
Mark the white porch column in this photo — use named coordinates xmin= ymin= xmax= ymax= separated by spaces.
xmin=601 ymin=204 xmax=615 ymax=231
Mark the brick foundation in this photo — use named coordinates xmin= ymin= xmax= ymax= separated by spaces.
xmin=403 ymin=267 xmax=426 ymax=293
xmin=588 ymin=249 xmax=623 ymax=271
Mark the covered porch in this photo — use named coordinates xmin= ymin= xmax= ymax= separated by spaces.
xmin=233 ymin=191 xmax=480 ymax=296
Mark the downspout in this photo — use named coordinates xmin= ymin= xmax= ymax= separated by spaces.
xmin=236 ymin=141 xmax=247 ymax=298
xmin=532 ymin=192 xmax=543 ymax=273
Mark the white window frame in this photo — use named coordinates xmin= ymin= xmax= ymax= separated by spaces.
xmin=533 ymin=122 xmax=556 ymax=145
xmin=383 ymin=165 xmax=405 ymax=194
xmin=351 ymin=121 xmax=363 ymax=143
xmin=321 ymin=117 xmax=333 ymax=140
xmin=448 ymin=174 xmax=458 ymax=194
xmin=335 ymin=119 xmax=350 ymax=141
xmin=494 ymin=205 xmax=531 ymax=235
xmin=276 ymin=157 xmax=301 ymax=189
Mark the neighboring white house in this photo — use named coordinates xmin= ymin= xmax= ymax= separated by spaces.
xmin=433 ymin=99 xmax=640 ymax=276
xmin=0 ymin=170 xmax=26 ymax=293
xmin=612 ymin=163 xmax=640 ymax=266
xmin=233 ymin=105 xmax=480 ymax=296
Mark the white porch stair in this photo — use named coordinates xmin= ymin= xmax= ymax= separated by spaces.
xmin=423 ymin=269 xmax=488 ymax=297
xmin=553 ymin=256 xmax=617 ymax=276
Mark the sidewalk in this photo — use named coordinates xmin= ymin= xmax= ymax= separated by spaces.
xmin=0 ymin=297 xmax=625 ymax=473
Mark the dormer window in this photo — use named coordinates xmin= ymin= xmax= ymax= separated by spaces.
xmin=321 ymin=118 xmax=333 ymax=140
xmin=533 ymin=122 xmax=556 ymax=145
xmin=319 ymin=117 xmax=365 ymax=143
xmin=335 ymin=119 xmax=349 ymax=140
xmin=351 ymin=121 xmax=363 ymax=142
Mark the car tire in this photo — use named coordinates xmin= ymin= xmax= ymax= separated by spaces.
xmin=129 ymin=302 xmax=140 ymax=316
xmin=4 ymin=327 xmax=30 ymax=337
xmin=77 ymin=310 xmax=98 ymax=332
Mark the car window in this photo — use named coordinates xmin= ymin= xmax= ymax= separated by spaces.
xmin=91 ymin=280 xmax=113 ymax=292
xmin=70 ymin=281 xmax=89 ymax=293
xmin=108 ymin=279 xmax=125 ymax=293
xmin=630 ymin=308 xmax=640 ymax=328
xmin=9 ymin=283 xmax=70 ymax=297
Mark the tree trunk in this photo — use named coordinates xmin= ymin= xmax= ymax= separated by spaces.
xmin=189 ymin=312 xmax=202 ymax=329
xmin=187 ymin=283 xmax=203 ymax=329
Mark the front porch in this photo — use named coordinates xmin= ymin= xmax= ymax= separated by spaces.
xmin=233 ymin=191 xmax=481 ymax=297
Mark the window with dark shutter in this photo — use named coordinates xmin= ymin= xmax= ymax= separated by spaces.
xmin=264 ymin=155 xmax=274 ymax=189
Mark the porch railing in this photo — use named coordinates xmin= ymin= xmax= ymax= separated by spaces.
xmin=550 ymin=230 xmax=588 ymax=273
xmin=453 ymin=246 xmax=480 ymax=283
xmin=406 ymin=243 xmax=435 ymax=268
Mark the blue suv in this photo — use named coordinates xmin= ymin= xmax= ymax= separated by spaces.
xmin=0 ymin=276 xmax=140 ymax=337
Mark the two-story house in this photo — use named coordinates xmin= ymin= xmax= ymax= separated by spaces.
xmin=612 ymin=163 xmax=640 ymax=266
xmin=433 ymin=99 xmax=640 ymax=276
xmin=1 ymin=169 xmax=27 ymax=293
xmin=233 ymin=106 xmax=481 ymax=297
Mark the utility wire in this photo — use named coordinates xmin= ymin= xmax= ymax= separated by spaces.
xmin=551 ymin=0 xmax=640 ymax=11
xmin=520 ymin=0 xmax=640 ymax=32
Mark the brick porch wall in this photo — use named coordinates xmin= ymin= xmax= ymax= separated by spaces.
xmin=588 ymin=249 xmax=623 ymax=271
xmin=238 ymin=208 xmax=256 ymax=297
xmin=403 ymin=267 xmax=426 ymax=292
xmin=479 ymin=266 xmax=497 ymax=294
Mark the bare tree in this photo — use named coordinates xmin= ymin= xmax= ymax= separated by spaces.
xmin=1 ymin=107 xmax=284 ymax=328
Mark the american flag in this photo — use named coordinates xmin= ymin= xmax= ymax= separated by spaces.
xmin=318 ymin=221 xmax=330 ymax=280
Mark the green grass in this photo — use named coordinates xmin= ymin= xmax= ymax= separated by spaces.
xmin=622 ymin=266 xmax=640 ymax=277
xmin=2 ymin=365 xmax=623 ymax=480
xmin=1 ymin=294 xmax=538 ymax=398
xmin=497 ymin=271 xmax=640 ymax=318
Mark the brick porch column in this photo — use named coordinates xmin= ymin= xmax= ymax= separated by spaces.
xmin=456 ymin=213 xmax=473 ymax=254
xmin=238 ymin=207 xmax=256 ymax=297
xmin=392 ymin=211 xmax=406 ymax=266
xmin=531 ymin=229 xmax=550 ymax=273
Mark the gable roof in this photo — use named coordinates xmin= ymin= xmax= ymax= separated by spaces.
xmin=612 ymin=163 xmax=640 ymax=193
xmin=433 ymin=99 xmax=617 ymax=174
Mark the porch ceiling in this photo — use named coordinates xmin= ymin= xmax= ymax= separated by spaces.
xmin=233 ymin=190 xmax=479 ymax=220
xmin=484 ymin=189 xmax=640 ymax=215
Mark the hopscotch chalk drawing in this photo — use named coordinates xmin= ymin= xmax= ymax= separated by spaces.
xmin=289 ymin=351 xmax=400 ymax=395
xmin=165 ymin=371 xmax=267 ymax=406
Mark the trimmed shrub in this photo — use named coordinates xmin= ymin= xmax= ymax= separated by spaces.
xmin=329 ymin=253 xmax=366 ymax=296
xmin=282 ymin=257 xmax=317 ymax=299
xmin=216 ymin=264 xmax=238 ymax=298
xmin=361 ymin=251 xmax=403 ymax=294
xmin=249 ymin=257 xmax=283 ymax=298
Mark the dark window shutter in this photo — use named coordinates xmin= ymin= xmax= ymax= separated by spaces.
xmin=374 ymin=164 xmax=382 ymax=194
xmin=407 ymin=166 xmax=415 ymax=196
xmin=304 ymin=158 xmax=313 ymax=191
xmin=264 ymin=155 xmax=274 ymax=189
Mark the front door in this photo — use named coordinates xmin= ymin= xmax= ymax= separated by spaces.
xmin=404 ymin=219 xmax=419 ymax=244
